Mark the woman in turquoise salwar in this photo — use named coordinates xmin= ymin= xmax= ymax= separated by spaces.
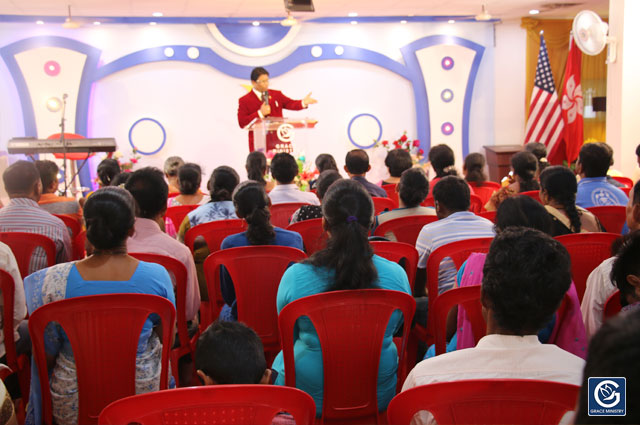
xmin=271 ymin=179 xmax=411 ymax=416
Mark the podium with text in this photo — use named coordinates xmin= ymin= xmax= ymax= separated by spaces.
xmin=249 ymin=117 xmax=318 ymax=155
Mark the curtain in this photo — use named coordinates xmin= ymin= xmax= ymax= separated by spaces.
xmin=521 ymin=18 xmax=607 ymax=142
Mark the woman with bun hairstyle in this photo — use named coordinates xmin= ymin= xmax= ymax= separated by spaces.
xmin=168 ymin=163 xmax=207 ymax=207
xmin=271 ymin=179 xmax=411 ymax=415
xmin=245 ymin=151 xmax=275 ymax=192
xmin=485 ymin=151 xmax=540 ymax=211
xmin=218 ymin=181 xmax=303 ymax=321
xmin=24 ymin=187 xmax=175 ymax=425
xmin=540 ymin=165 xmax=602 ymax=236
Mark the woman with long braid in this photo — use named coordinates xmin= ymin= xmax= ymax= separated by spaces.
xmin=539 ymin=166 xmax=602 ymax=236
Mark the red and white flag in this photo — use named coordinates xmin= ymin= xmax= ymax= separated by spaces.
xmin=524 ymin=34 xmax=565 ymax=164
xmin=561 ymin=37 xmax=583 ymax=164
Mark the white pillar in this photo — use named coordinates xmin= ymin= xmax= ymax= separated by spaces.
xmin=606 ymin=0 xmax=640 ymax=177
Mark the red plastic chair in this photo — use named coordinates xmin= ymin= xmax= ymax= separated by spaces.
xmin=286 ymin=218 xmax=327 ymax=255
xmin=620 ymin=186 xmax=631 ymax=196
xmin=370 ymin=241 xmax=419 ymax=291
xmin=0 ymin=270 xmax=30 ymax=415
xmin=165 ymin=205 xmax=199 ymax=229
xmin=184 ymin=219 xmax=247 ymax=254
xmin=521 ymin=190 xmax=542 ymax=203
xmin=418 ymin=237 xmax=494 ymax=346
xmin=167 ymin=192 xmax=180 ymax=199
xmin=387 ymin=379 xmax=580 ymax=425
xmin=469 ymin=180 xmax=501 ymax=190
xmin=279 ymin=289 xmax=416 ymax=423
xmin=468 ymin=182 xmax=496 ymax=206
xmin=477 ymin=210 xmax=497 ymax=223
xmin=29 ymin=294 xmax=175 ymax=425
xmin=98 ymin=385 xmax=316 ymax=425
xmin=586 ymin=205 xmax=626 ymax=234
xmin=555 ymin=233 xmax=619 ymax=303
xmin=270 ymin=203 xmax=309 ymax=228
xmin=603 ymin=290 xmax=622 ymax=321
xmin=612 ymin=176 xmax=634 ymax=188
xmin=0 ymin=232 xmax=56 ymax=278
xmin=372 ymin=196 xmax=396 ymax=216
xmin=204 ymin=246 xmax=307 ymax=363
xmin=382 ymin=184 xmax=399 ymax=209
xmin=373 ymin=215 xmax=438 ymax=245
xmin=433 ymin=285 xmax=484 ymax=355
xmin=53 ymin=214 xmax=85 ymax=260
xmin=129 ymin=252 xmax=196 ymax=387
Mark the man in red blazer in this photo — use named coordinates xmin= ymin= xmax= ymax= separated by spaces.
xmin=238 ymin=67 xmax=317 ymax=152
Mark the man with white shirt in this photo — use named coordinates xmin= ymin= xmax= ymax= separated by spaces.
xmin=237 ymin=67 xmax=317 ymax=152
xmin=267 ymin=153 xmax=320 ymax=206
xmin=402 ymin=228 xmax=585 ymax=425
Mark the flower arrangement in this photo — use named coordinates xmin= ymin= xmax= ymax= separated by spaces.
xmin=375 ymin=132 xmax=424 ymax=164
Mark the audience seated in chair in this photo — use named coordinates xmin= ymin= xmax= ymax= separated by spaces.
xmin=125 ymin=167 xmax=200 ymax=324
xmin=169 ymin=163 xmax=208 ymax=207
xmin=289 ymin=170 xmax=342 ymax=224
xmin=374 ymin=167 xmax=435 ymax=237
xmin=575 ymin=308 xmax=640 ymax=424
xmin=402 ymin=227 xmax=585 ymax=425
xmin=271 ymin=179 xmax=411 ymax=415
xmin=382 ymin=149 xmax=413 ymax=186
xmin=485 ymin=151 xmax=539 ymax=211
xmin=308 ymin=153 xmax=338 ymax=190
xmin=524 ymin=142 xmax=550 ymax=177
xmin=463 ymin=152 xmax=493 ymax=205
xmin=344 ymin=149 xmax=387 ymax=198
xmin=415 ymin=176 xmax=494 ymax=299
xmin=0 ymin=161 xmax=71 ymax=268
xmin=219 ymin=181 xmax=303 ymax=321
xmin=246 ymin=151 xmax=275 ymax=193
xmin=35 ymin=160 xmax=83 ymax=226
xmin=540 ymin=166 xmax=603 ymax=236
xmin=96 ymin=158 xmax=121 ymax=188
xmin=23 ymin=187 xmax=176 ymax=425
xmin=576 ymin=142 xmax=629 ymax=208
xmin=582 ymin=180 xmax=640 ymax=339
xmin=268 ymin=153 xmax=320 ymax=206
xmin=163 ymin=156 xmax=184 ymax=195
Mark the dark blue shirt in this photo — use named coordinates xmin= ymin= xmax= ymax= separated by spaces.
xmin=351 ymin=175 xmax=387 ymax=198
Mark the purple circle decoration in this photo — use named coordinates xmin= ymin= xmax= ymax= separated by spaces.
xmin=441 ymin=89 xmax=454 ymax=103
xmin=441 ymin=56 xmax=454 ymax=70
xmin=441 ymin=122 xmax=454 ymax=135
xmin=44 ymin=60 xmax=60 ymax=76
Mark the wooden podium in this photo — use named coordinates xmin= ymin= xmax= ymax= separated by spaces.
xmin=248 ymin=117 xmax=318 ymax=154
xmin=483 ymin=144 xmax=523 ymax=182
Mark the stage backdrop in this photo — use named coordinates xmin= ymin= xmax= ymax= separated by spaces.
xmin=0 ymin=17 xmax=527 ymax=190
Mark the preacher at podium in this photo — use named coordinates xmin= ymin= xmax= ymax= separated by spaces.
xmin=237 ymin=67 xmax=317 ymax=152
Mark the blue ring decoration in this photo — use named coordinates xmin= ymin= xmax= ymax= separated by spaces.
xmin=441 ymin=89 xmax=454 ymax=103
xmin=215 ymin=23 xmax=292 ymax=49
xmin=128 ymin=117 xmax=166 ymax=155
xmin=441 ymin=56 xmax=454 ymax=70
xmin=347 ymin=113 xmax=382 ymax=149
xmin=401 ymin=35 xmax=484 ymax=159
xmin=441 ymin=122 xmax=454 ymax=135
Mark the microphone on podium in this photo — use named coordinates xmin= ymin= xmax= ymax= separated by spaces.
xmin=262 ymin=90 xmax=269 ymax=106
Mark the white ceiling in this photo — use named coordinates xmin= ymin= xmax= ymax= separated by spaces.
xmin=0 ymin=0 xmax=609 ymax=21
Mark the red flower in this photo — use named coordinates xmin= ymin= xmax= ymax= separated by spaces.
xmin=130 ymin=158 xmax=138 ymax=164
xmin=413 ymin=140 xmax=420 ymax=147
xmin=400 ymin=134 xmax=408 ymax=142
xmin=381 ymin=140 xmax=389 ymax=146
xmin=418 ymin=148 xmax=424 ymax=155
xmin=393 ymin=141 xmax=401 ymax=148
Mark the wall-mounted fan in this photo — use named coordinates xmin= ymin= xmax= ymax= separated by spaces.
xmin=572 ymin=10 xmax=616 ymax=63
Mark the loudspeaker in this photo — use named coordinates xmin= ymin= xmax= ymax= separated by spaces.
xmin=284 ymin=0 xmax=314 ymax=12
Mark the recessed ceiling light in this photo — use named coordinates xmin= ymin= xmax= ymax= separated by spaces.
xmin=152 ymin=12 xmax=163 ymax=17
xmin=448 ymin=19 xmax=455 ymax=24
xmin=252 ymin=21 xmax=260 ymax=26
xmin=149 ymin=21 xmax=157 ymax=25
xmin=529 ymin=9 xmax=540 ymax=15
xmin=350 ymin=20 xmax=358 ymax=25
xmin=93 ymin=21 xmax=101 ymax=25
xmin=348 ymin=12 xmax=358 ymax=17
xmin=400 ymin=20 xmax=407 ymax=24
xmin=36 ymin=20 xmax=44 ymax=25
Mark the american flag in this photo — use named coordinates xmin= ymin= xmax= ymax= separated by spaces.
xmin=524 ymin=35 xmax=565 ymax=161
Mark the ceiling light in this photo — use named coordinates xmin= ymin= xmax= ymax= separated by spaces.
xmin=476 ymin=4 xmax=492 ymax=21
xmin=529 ymin=9 xmax=540 ymax=15
xmin=252 ymin=21 xmax=260 ymax=26
xmin=448 ymin=19 xmax=455 ymax=24
xmin=46 ymin=97 xmax=62 ymax=112
xmin=348 ymin=12 xmax=358 ymax=17
xmin=350 ymin=20 xmax=358 ymax=25
xmin=149 ymin=22 xmax=157 ymax=25
xmin=93 ymin=21 xmax=100 ymax=25
xmin=152 ymin=12 xmax=163 ymax=17
xmin=36 ymin=20 xmax=44 ymax=25
xmin=400 ymin=20 xmax=407 ymax=24
xmin=280 ymin=12 xmax=297 ymax=27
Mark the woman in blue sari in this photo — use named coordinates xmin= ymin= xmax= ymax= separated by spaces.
xmin=24 ymin=187 xmax=175 ymax=425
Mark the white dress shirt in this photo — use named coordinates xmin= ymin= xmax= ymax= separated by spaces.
xmin=268 ymin=184 xmax=320 ymax=206
xmin=580 ymin=257 xmax=617 ymax=340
